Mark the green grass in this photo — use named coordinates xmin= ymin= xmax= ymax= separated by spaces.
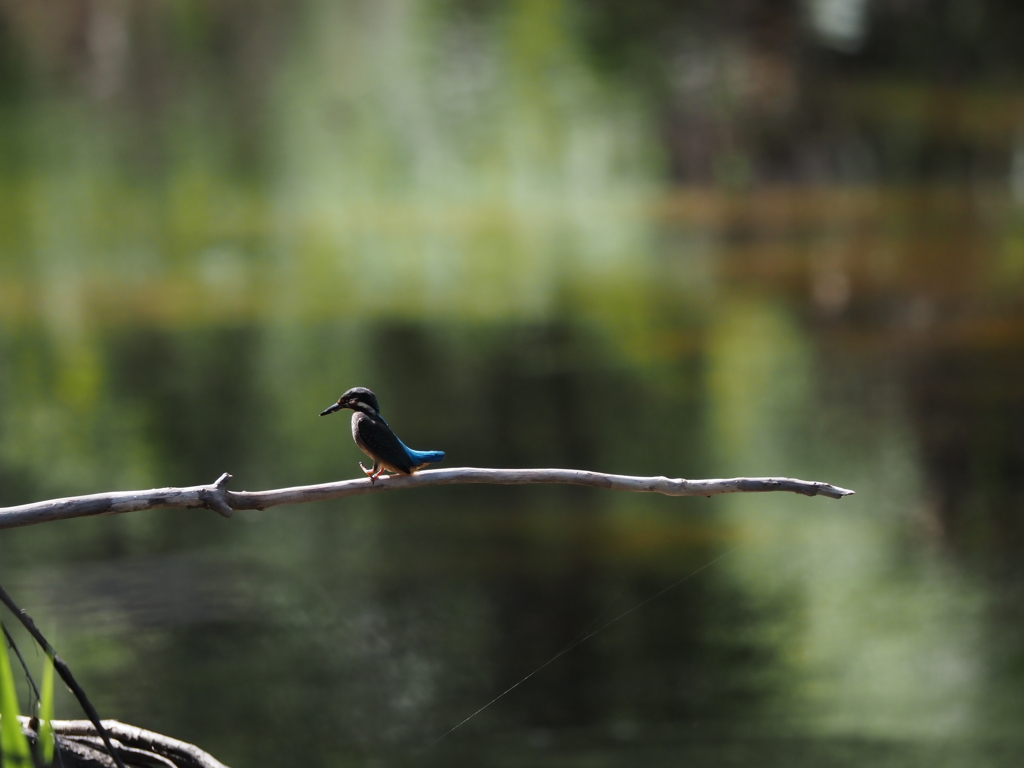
xmin=38 ymin=653 xmax=54 ymax=766
xmin=0 ymin=624 xmax=31 ymax=767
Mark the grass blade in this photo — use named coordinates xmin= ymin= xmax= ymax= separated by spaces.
xmin=0 ymin=623 xmax=31 ymax=767
xmin=38 ymin=654 xmax=54 ymax=765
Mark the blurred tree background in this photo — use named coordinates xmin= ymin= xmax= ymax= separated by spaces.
xmin=2 ymin=1 xmax=1024 ymax=766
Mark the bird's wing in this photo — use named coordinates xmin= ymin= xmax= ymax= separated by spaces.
xmin=357 ymin=416 xmax=414 ymax=473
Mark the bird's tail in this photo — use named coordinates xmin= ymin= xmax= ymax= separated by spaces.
xmin=404 ymin=447 xmax=445 ymax=467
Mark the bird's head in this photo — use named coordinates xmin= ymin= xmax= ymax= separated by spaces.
xmin=320 ymin=387 xmax=380 ymax=417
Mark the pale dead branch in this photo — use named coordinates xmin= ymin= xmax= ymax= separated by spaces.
xmin=0 ymin=468 xmax=854 ymax=531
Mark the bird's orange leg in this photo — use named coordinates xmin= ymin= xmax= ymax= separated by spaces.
xmin=358 ymin=462 xmax=391 ymax=484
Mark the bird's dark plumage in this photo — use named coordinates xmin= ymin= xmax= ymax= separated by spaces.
xmin=353 ymin=412 xmax=416 ymax=474
xmin=320 ymin=387 xmax=445 ymax=480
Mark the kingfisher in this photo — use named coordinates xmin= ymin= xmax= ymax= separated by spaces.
xmin=320 ymin=387 xmax=445 ymax=481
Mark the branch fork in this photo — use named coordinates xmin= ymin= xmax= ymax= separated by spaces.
xmin=198 ymin=472 xmax=234 ymax=518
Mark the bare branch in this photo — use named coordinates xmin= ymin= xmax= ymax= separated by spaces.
xmin=0 ymin=468 xmax=853 ymax=531
xmin=19 ymin=718 xmax=231 ymax=768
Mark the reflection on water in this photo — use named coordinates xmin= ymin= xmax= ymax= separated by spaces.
xmin=709 ymin=299 xmax=983 ymax=740
xmin=2 ymin=2 xmax=1024 ymax=767
xmin=2 ymin=302 xmax=1020 ymax=766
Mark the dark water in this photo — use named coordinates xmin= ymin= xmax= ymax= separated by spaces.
xmin=3 ymin=2 xmax=1024 ymax=766
xmin=3 ymin=207 xmax=1023 ymax=766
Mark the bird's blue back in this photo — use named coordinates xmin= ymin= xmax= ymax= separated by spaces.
xmin=399 ymin=441 xmax=445 ymax=467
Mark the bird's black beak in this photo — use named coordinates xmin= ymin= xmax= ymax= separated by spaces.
xmin=320 ymin=401 xmax=345 ymax=416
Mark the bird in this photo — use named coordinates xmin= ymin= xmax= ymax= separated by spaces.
xmin=320 ymin=387 xmax=445 ymax=482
